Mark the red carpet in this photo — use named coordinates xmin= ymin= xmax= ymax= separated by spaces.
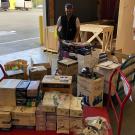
xmin=0 ymin=129 xmax=73 ymax=135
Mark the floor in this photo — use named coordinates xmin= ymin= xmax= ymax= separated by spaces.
xmin=0 ymin=47 xmax=58 ymax=74
xmin=0 ymin=47 xmax=135 ymax=135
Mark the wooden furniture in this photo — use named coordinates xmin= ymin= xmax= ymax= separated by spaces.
xmin=80 ymin=24 xmax=114 ymax=52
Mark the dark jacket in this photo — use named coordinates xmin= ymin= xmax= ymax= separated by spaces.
xmin=59 ymin=15 xmax=77 ymax=40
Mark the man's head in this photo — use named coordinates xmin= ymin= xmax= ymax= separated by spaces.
xmin=65 ymin=3 xmax=74 ymax=17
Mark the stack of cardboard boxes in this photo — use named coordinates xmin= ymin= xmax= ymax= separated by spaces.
xmin=35 ymin=92 xmax=83 ymax=134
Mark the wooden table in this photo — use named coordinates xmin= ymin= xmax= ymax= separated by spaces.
xmin=80 ymin=24 xmax=114 ymax=52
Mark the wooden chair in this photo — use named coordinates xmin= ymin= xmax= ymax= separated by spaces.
xmin=83 ymin=67 xmax=132 ymax=135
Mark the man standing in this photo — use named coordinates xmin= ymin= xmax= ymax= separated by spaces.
xmin=57 ymin=3 xmax=80 ymax=60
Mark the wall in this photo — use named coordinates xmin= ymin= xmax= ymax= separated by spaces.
xmin=116 ymin=0 xmax=135 ymax=55
xmin=54 ymin=0 xmax=98 ymax=24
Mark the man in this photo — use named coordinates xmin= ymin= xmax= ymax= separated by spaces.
xmin=57 ymin=3 xmax=80 ymax=60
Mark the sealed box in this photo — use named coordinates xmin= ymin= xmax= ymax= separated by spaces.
xmin=0 ymin=79 xmax=21 ymax=106
xmin=41 ymin=92 xmax=59 ymax=112
xmin=77 ymin=49 xmax=101 ymax=72
xmin=57 ymin=94 xmax=71 ymax=116
xmin=35 ymin=104 xmax=46 ymax=131
xmin=12 ymin=106 xmax=36 ymax=126
xmin=33 ymin=63 xmax=51 ymax=75
xmin=46 ymin=121 xmax=56 ymax=131
xmin=70 ymin=96 xmax=83 ymax=117
xmin=77 ymin=74 xmax=104 ymax=107
xmin=70 ymin=117 xmax=83 ymax=133
xmin=27 ymin=81 xmax=40 ymax=97
xmin=0 ymin=106 xmax=14 ymax=129
xmin=58 ymin=58 xmax=78 ymax=76
xmin=4 ymin=59 xmax=28 ymax=79
xmin=42 ymin=75 xmax=72 ymax=94
xmin=6 ymin=69 xmax=24 ymax=79
xmin=57 ymin=116 xmax=69 ymax=134
xmin=29 ymin=66 xmax=47 ymax=81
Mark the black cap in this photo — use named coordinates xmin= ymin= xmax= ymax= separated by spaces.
xmin=65 ymin=3 xmax=73 ymax=9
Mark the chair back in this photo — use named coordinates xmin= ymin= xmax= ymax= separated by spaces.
xmin=108 ymin=67 xmax=132 ymax=135
xmin=0 ymin=64 xmax=6 ymax=81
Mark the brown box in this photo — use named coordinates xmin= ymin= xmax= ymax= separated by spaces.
xmin=70 ymin=117 xmax=83 ymax=133
xmin=58 ymin=58 xmax=78 ymax=76
xmin=57 ymin=116 xmax=69 ymax=134
xmin=4 ymin=59 xmax=28 ymax=79
xmin=27 ymin=81 xmax=40 ymax=97
xmin=0 ymin=79 xmax=21 ymax=106
xmin=6 ymin=69 xmax=24 ymax=79
xmin=0 ymin=112 xmax=11 ymax=129
xmin=41 ymin=92 xmax=58 ymax=112
xmin=70 ymin=96 xmax=83 ymax=117
xmin=0 ymin=106 xmax=14 ymax=129
xmin=42 ymin=75 xmax=72 ymax=94
xmin=46 ymin=121 xmax=56 ymax=131
xmin=77 ymin=49 xmax=101 ymax=72
xmin=77 ymin=74 xmax=104 ymax=92
xmin=33 ymin=63 xmax=51 ymax=75
xmin=36 ymin=105 xmax=46 ymax=131
xmin=0 ymin=106 xmax=15 ymax=112
xmin=77 ymin=74 xmax=104 ymax=107
xmin=77 ymin=86 xmax=103 ymax=107
xmin=36 ymin=125 xmax=46 ymax=131
xmin=57 ymin=94 xmax=71 ymax=116
xmin=12 ymin=106 xmax=36 ymax=126
xmin=46 ymin=112 xmax=56 ymax=121
xmin=29 ymin=66 xmax=47 ymax=81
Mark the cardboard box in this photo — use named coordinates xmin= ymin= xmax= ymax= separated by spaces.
xmin=77 ymin=74 xmax=104 ymax=106
xmin=77 ymin=85 xmax=103 ymax=107
xmin=58 ymin=58 xmax=78 ymax=76
xmin=41 ymin=92 xmax=58 ymax=112
xmin=36 ymin=105 xmax=46 ymax=131
xmin=42 ymin=75 xmax=72 ymax=94
xmin=57 ymin=94 xmax=71 ymax=116
xmin=4 ymin=59 xmax=28 ymax=79
xmin=27 ymin=81 xmax=40 ymax=97
xmin=46 ymin=121 xmax=56 ymax=131
xmin=36 ymin=125 xmax=46 ymax=131
xmin=6 ymin=69 xmax=24 ymax=79
xmin=0 ymin=112 xmax=11 ymax=129
xmin=29 ymin=66 xmax=47 ymax=81
xmin=33 ymin=63 xmax=51 ymax=75
xmin=57 ymin=116 xmax=69 ymax=134
xmin=70 ymin=96 xmax=83 ymax=117
xmin=0 ymin=106 xmax=14 ymax=129
xmin=77 ymin=74 xmax=104 ymax=92
xmin=70 ymin=117 xmax=83 ymax=133
xmin=0 ymin=79 xmax=21 ymax=106
xmin=16 ymin=80 xmax=30 ymax=106
xmin=77 ymin=49 xmax=101 ymax=72
xmin=12 ymin=106 xmax=36 ymax=126
xmin=46 ymin=112 xmax=56 ymax=121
